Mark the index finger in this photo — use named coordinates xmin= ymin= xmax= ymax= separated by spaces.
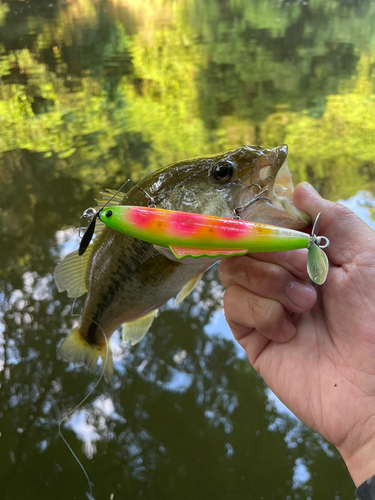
xmin=219 ymin=252 xmax=316 ymax=313
xmin=248 ymin=248 xmax=309 ymax=280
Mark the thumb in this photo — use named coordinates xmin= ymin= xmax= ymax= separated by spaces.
xmin=293 ymin=182 xmax=374 ymax=266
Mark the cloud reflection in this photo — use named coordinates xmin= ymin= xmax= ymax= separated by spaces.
xmin=339 ymin=191 xmax=375 ymax=230
xmin=65 ymin=395 xmax=126 ymax=459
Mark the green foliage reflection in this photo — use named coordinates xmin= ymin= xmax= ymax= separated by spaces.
xmin=0 ymin=1 xmax=373 ymax=499
xmin=0 ymin=0 xmax=374 ymax=193
xmin=0 ymin=0 xmax=374 ymax=279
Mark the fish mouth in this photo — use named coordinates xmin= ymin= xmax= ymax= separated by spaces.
xmin=239 ymin=145 xmax=311 ymax=230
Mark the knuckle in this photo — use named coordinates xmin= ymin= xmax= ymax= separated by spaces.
xmin=223 ymin=285 xmax=238 ymax=311
xmin=240 ymin=258 xmax=284 ymax=290
xmin=262 ymin=265 xmax=283 ymax=290
xmin=251 ymin=299 xmax=281 ymax=330
xmin=218 ymin=257 xmax=246 ymax=286
xmin=242 ymin=262 xmax=265 ymax=288
xmin=218 ymin=259 xmax=229 ymax=281
xmin=333 ymin=202 xmax=353 ymax=219
xmin=218 ymin=259 xmax=233 ymax=287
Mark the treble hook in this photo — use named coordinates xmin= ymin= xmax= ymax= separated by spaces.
xmin=233 ymin=187 xmax=271 ymax=219
xmin=137 ymin=187 xmax=156 ymax=208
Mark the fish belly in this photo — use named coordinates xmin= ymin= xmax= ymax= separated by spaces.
xmin=79 ymin=230 xmax=209 ymax=348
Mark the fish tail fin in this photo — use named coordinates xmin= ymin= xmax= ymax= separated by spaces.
xmin=58 ymin=328 xmax=114 ymax=381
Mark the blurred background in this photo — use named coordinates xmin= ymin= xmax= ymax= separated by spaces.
xmin=1 ymin=0 xmax=375 ymax=498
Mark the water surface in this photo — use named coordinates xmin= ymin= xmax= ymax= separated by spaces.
xmin=1 ymin=1 xmax=375 ymax=498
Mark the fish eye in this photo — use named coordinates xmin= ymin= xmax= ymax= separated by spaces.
xmin=105 ymin=210 xmax=113 ymax=218
xmin=212 ymin=160 xmax=235 ymax=182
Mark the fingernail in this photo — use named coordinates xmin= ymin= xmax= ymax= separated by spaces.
xmin=304 ymin=182 xmax=321 ymax=197
xmin=286 ymin=282 xmax=315 ymax=309
xmin=282 ymin=319 xmax=296 ymax=339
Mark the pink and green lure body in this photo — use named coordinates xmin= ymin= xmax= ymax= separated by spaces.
xmin=100 ymin=206 xmax=311 ymax=260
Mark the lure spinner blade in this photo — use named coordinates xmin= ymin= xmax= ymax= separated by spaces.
xmin=77 ymin=180 xmax=130 ymax=256
xmin=307 ymin=212 xmax=329 ymax=285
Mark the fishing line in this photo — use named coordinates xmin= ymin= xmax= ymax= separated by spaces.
xmin=58 ymin=180 xmax=130 ymax=497
xmin=58 ymin=319 xmax=108 ymax=500
xmin=58 ymin=255 xmax=109 ymax=499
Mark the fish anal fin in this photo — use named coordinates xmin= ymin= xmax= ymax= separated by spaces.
xmin=58 ymin=328 xmax=114 ymax=382
xmin=170 ymin=246 xmax=248 ymax=260
xmin=54 ymin=246 xmax=93 ymax=298
xmin=173 ymin=272 xmax=204 ymax=306
xmin=122 ymin=310 xmax=159 ymax=346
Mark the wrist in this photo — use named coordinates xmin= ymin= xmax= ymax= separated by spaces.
xmin=339 ymin=436 xmax=375 ymax=487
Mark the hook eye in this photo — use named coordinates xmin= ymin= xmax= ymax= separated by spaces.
xmin=82 ymin=208 xmax=97 ymax=219
xmin=316 ymin=236 xmax=330 ymax=249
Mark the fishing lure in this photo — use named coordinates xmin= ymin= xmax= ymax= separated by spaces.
xmin=92 ymin=205 xmax=330 ymax=285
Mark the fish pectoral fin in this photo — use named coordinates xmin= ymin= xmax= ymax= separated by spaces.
xmin=122 ymin=310 xmax=159 ymax=346
xmin=58 ymin=328 xmax=114 ymax=382
xmin=54 ymin=245 xmax=93 ymax=298
xmin=173 ymin=272 xmax=205 ymax=306
xmin=169 ymin=246 xmax=248 ymax=259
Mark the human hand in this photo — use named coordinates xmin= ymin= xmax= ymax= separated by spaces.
xmin=218 ymin=182 xmax=375 ymax=486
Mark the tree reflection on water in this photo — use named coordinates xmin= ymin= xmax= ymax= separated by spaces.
xmin=1 ymin=0 xmax=375 ymax=498
xmin=0 ymin=256 xmax=353 ymax=498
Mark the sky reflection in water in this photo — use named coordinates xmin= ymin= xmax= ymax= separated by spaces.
xmin=1 ymin=0 xmax=375 ymax=498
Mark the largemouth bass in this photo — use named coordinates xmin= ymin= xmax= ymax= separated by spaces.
xmin=55 ymin=144 xmax=310 ymax=380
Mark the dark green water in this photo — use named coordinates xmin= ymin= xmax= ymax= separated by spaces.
xmin=1 ymin=0 xmax=375 ymax=498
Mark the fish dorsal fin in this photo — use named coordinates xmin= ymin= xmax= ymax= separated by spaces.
xmin=122 ymin=309 xmax=159 ymax=346
xmin=95 ymin=188 xmax=126 ymax=208
xmin=173 ymin=272 xmax=205 ymax=306
xmin=94 ymin=188 xmax=126 ymax=237
xmin=54 ymin=246 xmax=93 ymax=298
xmin=170 ymin=246 xmax=248 ymax=260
